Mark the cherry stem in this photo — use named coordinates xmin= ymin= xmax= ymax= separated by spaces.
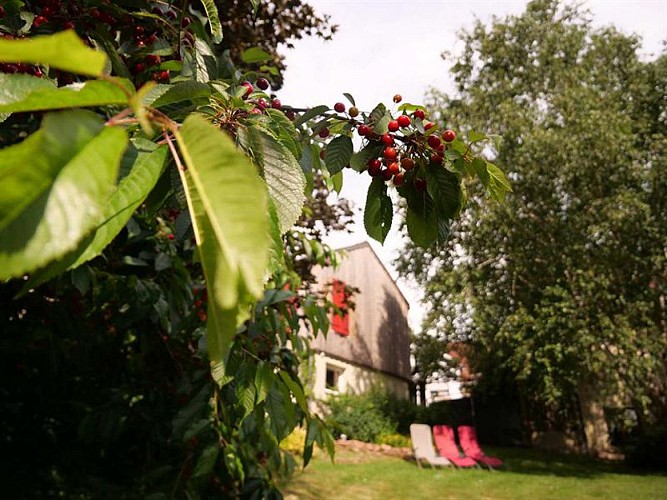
xmin=163 ymin=130 xmax=186 ymax=171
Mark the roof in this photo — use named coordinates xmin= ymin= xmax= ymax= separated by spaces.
xmin=335 ymin=241 xmax=410 ymax=310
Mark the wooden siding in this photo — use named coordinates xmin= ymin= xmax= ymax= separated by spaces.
xmin=308 ymin=242 xmax=411 ymax=381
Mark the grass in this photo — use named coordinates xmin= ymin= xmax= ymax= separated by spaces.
xmin=282 ymin=445 xmax=667 ymax=499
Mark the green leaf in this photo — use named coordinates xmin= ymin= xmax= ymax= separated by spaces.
xmin=403 ymin=188 xmax=438 ymax=248
xmin=468 ymin=158 xmax=490 ymax=186
xmin=148 ymin=81 xmax=211 ymax=108
xmin=350 ymin=143 xmax=383 ymax=172
xmin=175 ymin=115 xmax=270 ymax=362
xmin=200 ymin=0 xmax=223 ymax=43
xmin=0 ymin=74 xmax=130 ymax=113
xmin=364 ymin=177 xmax=393 ymax=244
xmin=468 ymin=130 xmax=487 ymax=143
xmin=238 ymin=127 xmax=306 ymax=233
xmin=19 ymin=144 xmax=169 ymax=293
xmin=193 ymin=444 xmax=220 ymax=479
xmin=369 ymin=103 xmax=391 ymax=134
xmin=0 ymin=30 xmax=108 ymax=76
xmin=486 ymin=161 xmax=512 ymax=201
xmin=343 ymin=93 xmax=356 ymax=106
xmin=424 ymin=166 xmax=463 ymax=221
xmin=330 ymin=171 xmax=343 ymax=193
xmin=0 ymin=110 xmax=127 ymax=280
xmin=397 ymin=103 xmax=426 ymax=112
xmin=325 ymin=136 xmax=353 ymax=175
xmin=264 ymin=108 xmax=301 ymax=160
xmin=241 ymin=47 xmax=272 ymax=64
xmin=278 ymin=370 xmax=308 ymax=413
xmin=255 ymin=362 xmax=275 ymax=405
xmin=294 ymin=105 xmax=329 ymax=127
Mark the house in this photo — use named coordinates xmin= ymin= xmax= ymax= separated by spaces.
xmin=306 ymin=242 xmax=412 ymax=402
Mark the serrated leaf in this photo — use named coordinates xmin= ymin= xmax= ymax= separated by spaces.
xmin=325 ymin=136 xmax=353 ymax=175
xmin=238 ymin=127 xmax=306 ymax=232
xmin=148 ymin=81 xmax=211 ymax=108
xmin=397 ymin=103 xmax=426 ymax=112
xmin=19 ymin=144 xmax=168 ymax=293
xmin=176 ymin=116 xmax=270 ymax=363
xmin=487 ymin=161 xmax=512 ymax=201
xmin=255 ymin=362 xmax=275 ymax=405
xmin=469 ymin=158 xmax=490 ymax=186
xmin=0 ymin=110 xmax=127 ymax=280
xmin=424 ymin=166 xmax=463 ymax=221
xmin=343 ymin=93 xmax=356 ymax=106
xmin=241 ymin=47 xmax=272 ymax=64
xmin=294 ymin=105 xmax=329 ymax=127
xmin=364 ymin=177 xmax=393 ymax=244
xmin=278 ymin=370 xmax=308 ymax=413
xmin=468 ymin=130 xmax=487 ymax=143
xmin=330 ymin=171 xmax=343 ymax=193
xmin=350 ymin=143 xmax=384 ymax=172
xmin=369 ymin=103 xmax=391 ymax=134
xmin=0 ymin=30 xmax=107 ymax=76
xmin=200 ymin=0 xmax=223 ymax=43
xmin=193 ymin=444 xmax=220 ymax=479
xmin=404 ymin=188 xmax=438 ymax=248
xmin=0 ymin=74 xmax=130 ymax=113
xmin=264 ymin=108 xmax=301 ymax=160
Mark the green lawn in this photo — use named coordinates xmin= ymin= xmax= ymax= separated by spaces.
xmin=283 ymin=446 xmax=667 ymax=499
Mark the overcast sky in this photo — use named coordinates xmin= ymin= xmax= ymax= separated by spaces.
xmin=277 ymin=0 xmax=667 ymax=330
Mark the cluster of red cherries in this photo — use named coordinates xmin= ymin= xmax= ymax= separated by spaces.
xmin=332 ymin=94 xmax=456 ymax=191
xmin=0 ymin=0 xmax=193 ymax=86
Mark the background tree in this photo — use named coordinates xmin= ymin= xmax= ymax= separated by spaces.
xmin=397 ymin=0 xmax=667 ymax=451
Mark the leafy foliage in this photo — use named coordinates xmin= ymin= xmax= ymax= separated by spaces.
xmin=397 ymin=0 xmax=667 ymax=448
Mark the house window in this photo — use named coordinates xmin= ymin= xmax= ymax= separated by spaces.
xmin=325 ymin=366 xmax=342 ymax=392
xmin=331 ymin=279 xmax=350 ymax=336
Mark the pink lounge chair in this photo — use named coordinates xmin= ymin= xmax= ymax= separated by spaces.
xmin=432 ymin=425 xmax=478 ymax=468
xmin=458 ymin=425 xmax=504 ymax=468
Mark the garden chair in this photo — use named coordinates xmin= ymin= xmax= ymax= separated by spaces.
xmin=458 ymin=425 xmax=504 ymax=468
xmin=432 ymin=424 xmax=478 ymax=468
xmin=409 ymin=423 xmax=452 ymax=468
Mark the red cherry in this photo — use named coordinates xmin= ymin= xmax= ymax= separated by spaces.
xmin=431 ymin=153 xmax=443 ymax=164
xmin=90 ymin=8 xmax=102 ymax=19
xmin=442 ymin=129 xmax=456 ymax=142
xmin=133 ymin=62 xmax=145 ymax=74
xmin=257 ymin=98 xmax=268 ymax=109
xmin=136 ymin=39 xmax=146 ymax=48
xmin=33 ymin=15 xmax=48 ymax=27
xmin=388 ymin=162 xmax=400 ymax=175
xmin=167 ymin=234 xmax=175 ymax=240
xmin=257 ymin=77 xmax=269 ymax=90
xmin=334 ymin=102 xmax=345 ymax=113
xmin=413 ymin=109 xmax=425 ymax=120
xmin=181 ymin=16 xmax=192 ymax=28
xmin=381 ymin=169 xmax=393 ymax=181
xmin=32 ymin=67 xmax=43 ymax=78
xmin=368 ymin=159 xmax=382 ymax=177
xmin=358 ymin=124 xmax=371 ymax=136
xmin=415 ymin=178 xmax=427 ymax=192
xmin=401 ymin=157 xmax=415 ymax=171
xmin=134 ymin=26 xmax=145 ymax=36
xmin=62 ymin=21 xmax=75 ymax=30
xmin=166 ymin=9 xmax=177 ymax=20
xmin=0 ymin=6 xmax=6 ymax=17
xmin=145 ymin=54 xmax=161 ymax=65
xmin=241 ymin=82 xmax=254 ymax=97
xmin=249 ymin=108 xmax=263 ymax=115
xmin=318 ymin=127 xmax=330 ymax=139
xmin=393 ymin=172 xmax=405 ymax=187
xmin=146 ymin=33 xmax=158 ymax=44
xmin=152 ymin=71 xmax=160 ymax=81
xmin=381 ymin=133 xmax=394 ymax=146
xmin=271 ymin=98 xmax=282 ymax=109
xmin=397 ymin=115 xmax=411 ymax=128
xmin=285 ymin=110 xmax=295 ymax=121
xmin=159 ymin=70 xmax=170 ymax=81
xmin=383 ymin=147 xmax=397 ymax=160
xmin=424 ymin=122 xmax=435 ymax=130
xmin=427 ymin=135 xmax=441 ymax=149
xmin=388 ymin=120 xmax=399 ymax=132
xmin=393 ymin=94 xmax=402 ymax=103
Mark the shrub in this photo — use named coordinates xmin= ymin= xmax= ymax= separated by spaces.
xmin=325 ymin=393 xmax=396 ymax=443
xmin=377 ymin=433 xmax=412 ymax=448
